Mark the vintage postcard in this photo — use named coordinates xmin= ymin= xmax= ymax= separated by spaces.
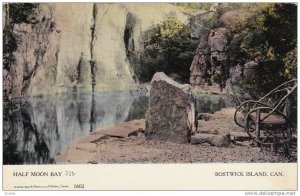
xmin=2 ymin=2 xmax=297 ymax=191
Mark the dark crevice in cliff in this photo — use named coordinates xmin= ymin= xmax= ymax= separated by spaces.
xmin=54 ymin=49 xmax=59 ymax=84
xmin=90 ymin=3 xmax=97 ymax=60
xmin=76 ymin=52 xmax=83 ymax=84
xmin=89 ymin=3 xmax=97 ymax=93
xmin=124 ymin=29 xmax=130 ymax=55
xmin=124 ymin=12 xmax=136 ymax=58
xmin=124 ymin=12 xmax=140 ymax=82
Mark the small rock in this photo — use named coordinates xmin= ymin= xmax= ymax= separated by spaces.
xmin=197 ymin=113 xmax=212 ymax=121
xmin=90 ymin=135 xmax=109 ymax=143
xmin=230 ymin=132 xmax=251 ymax=142
xmin=234 ymin=141 xmax=252 ymax=147
xmin=87 ymin=160 xmax=98 ymax=164
xmin=191 ymin=133 xmax=231 ymax=147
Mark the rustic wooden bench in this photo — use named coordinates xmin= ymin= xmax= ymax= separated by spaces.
xmin=234 ymin=79 xmax=297 ymax=153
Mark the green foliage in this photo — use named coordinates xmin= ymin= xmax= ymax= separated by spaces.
xmin=283 ymin=48 xmax=297 ymax=80
xmin=263 ymin=4 xmax=297 ymax=57
xmin=8 ymin=3 xmax=39 ymax=24
xmin=3 ymin=3 xmax=38 ymax=70
xmin=240 ymin=61 xmax=286 ymax=98
xmin=224 ymin=3 xmax=297 ymax=97
xmin=214 ymin=3 xmax=261 ymax=20
xmin=131 ymin=18 xmax=197 ymax=83
xmin=3 ymin=27 xmax=17 ymax=70
xmin=173 ymin=3 xmax=215 ymax=12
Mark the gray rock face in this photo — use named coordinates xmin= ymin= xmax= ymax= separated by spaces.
xmin=189 ymin=10 xmax=249 ymax=90
xmin=145 ymin=72 xmax=196 ymax=143
xmin=11 ymin=10 xmax=60 ymax=98
xmin=208 ymin=27 xmax=229 ymax=61
xmin=218 ymin=10 xmax=247 ymax=27
xmin=189 ymin=11 xmax=215 ymax=87
xmin=190 ymin=26 xmax=229 ymax=87
xmin=3 ymin=69 xmax=12 ymax=101
xmin=229 ymin=65 xmax=242 ymax=85
xmin=243 ymin=61 xmax=258 ymax=78
xmin=190 ymin=43 xmax=210 ymax=86
xmin=190 ymin=11 xmax=215 ymax=40
xmin=225 ymin=61 xmax=258 ymax=93
xmin=225 ymin=65 xmax=242 ymax=92
xmin=4 ymin=3 xmax=188 ymax=99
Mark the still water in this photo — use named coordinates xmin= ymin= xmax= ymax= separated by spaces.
xmin=3 ymin=91 xmax=232 ymax=165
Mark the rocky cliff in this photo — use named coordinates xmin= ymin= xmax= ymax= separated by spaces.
xmin=4 ymin=3 xmax=188 ymax=100
xmin=190 ymin=10 xmax=248 ymax=91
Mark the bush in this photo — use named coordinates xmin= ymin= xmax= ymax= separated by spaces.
xmin=239 ymin=61 xmax=286 ymax=98
xmin=131 ymin=18 xmax=198 ymax=83
xmin=3 ymin=3 xmax=39 ymax=70
xmin=173 ymin=3 xmax=215 ymax=12
xmin=225 ymin=3 xmax=297 ymax=97
xmin=283 ymin=48 xmax=297 ymax=80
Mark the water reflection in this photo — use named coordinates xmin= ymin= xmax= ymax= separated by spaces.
xmin=125 ymin=96 xmax=149 ymax=122
xmin=3 ymin=92 xmax=231 ymax=165
xmin=3 ymin=91 xmax=141 ymax=165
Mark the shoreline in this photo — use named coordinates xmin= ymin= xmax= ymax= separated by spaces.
xmin=56 ymin=108 xmax=296 ymax=164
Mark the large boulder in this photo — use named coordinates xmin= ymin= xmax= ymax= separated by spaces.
xmin=145 ymin=72 xmax=196 ymax=143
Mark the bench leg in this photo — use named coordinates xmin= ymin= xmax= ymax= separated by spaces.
xmin=285 ymin=124 xmax=292 ymax=156
xmin=255 ymin=109 xmax=261 ymax=146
